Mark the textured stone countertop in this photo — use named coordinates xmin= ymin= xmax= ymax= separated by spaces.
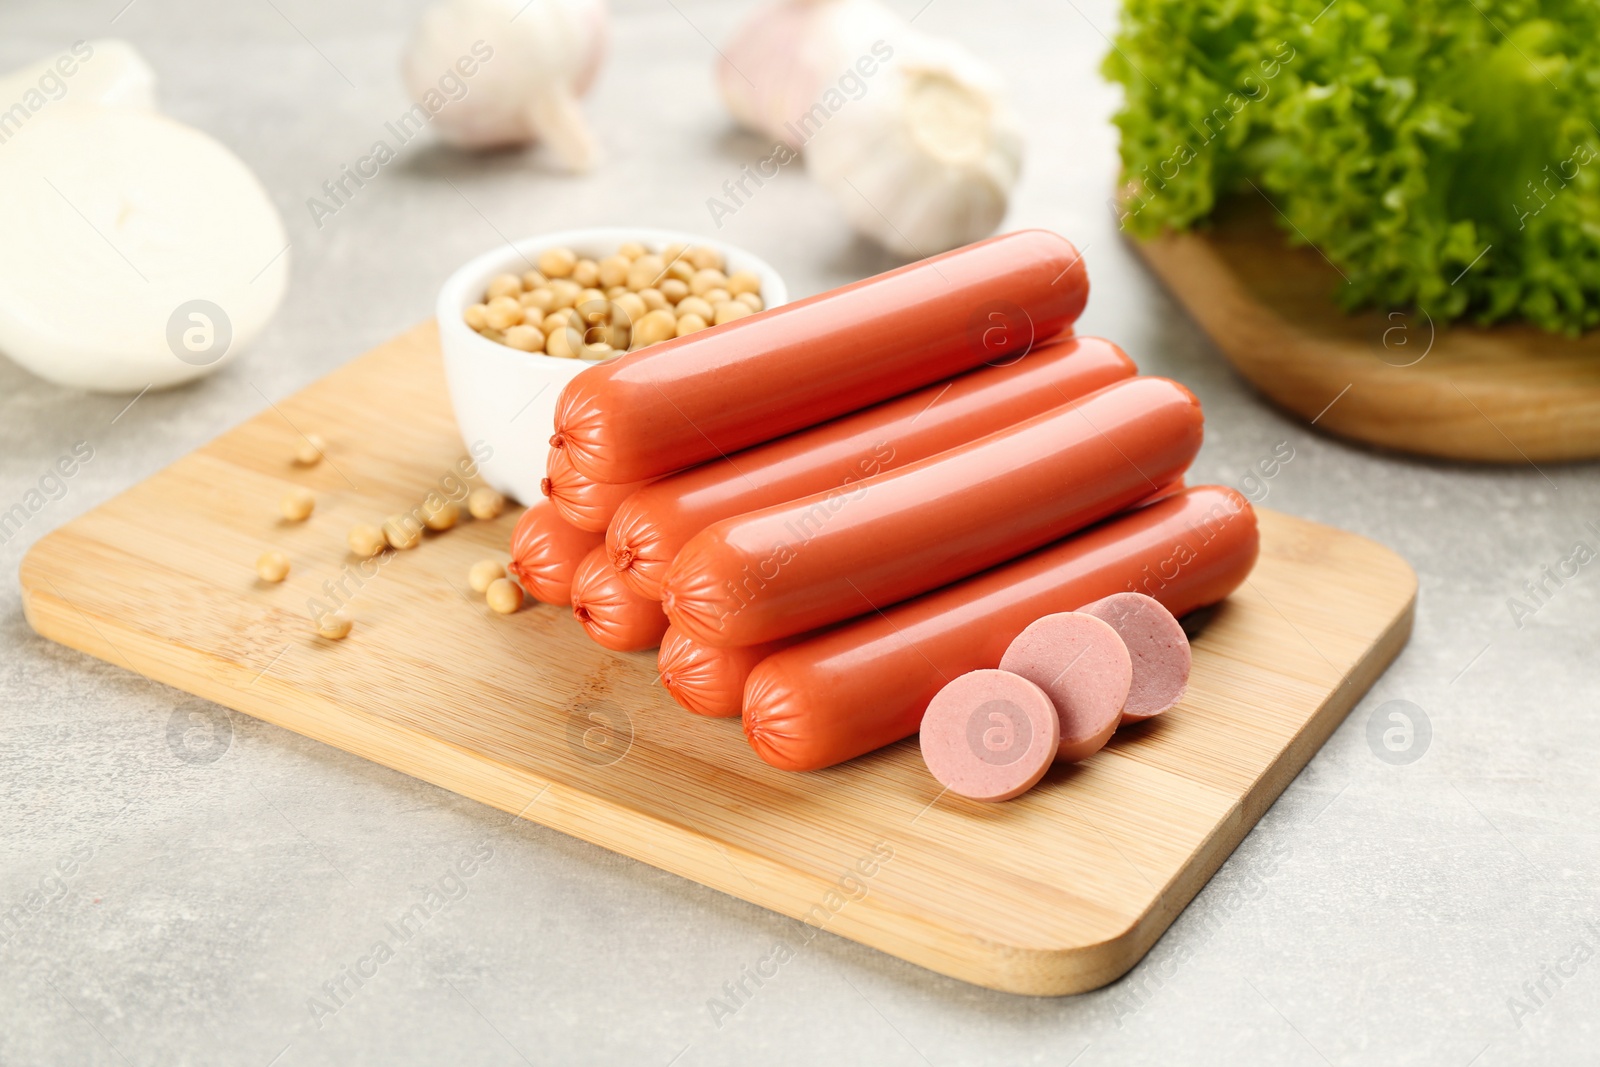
xmin=2 ymin=1 xmax=1597 ymax=1064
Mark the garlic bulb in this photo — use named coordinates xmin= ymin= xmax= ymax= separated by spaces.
xmin=716 ymin=0 xmax=1023 ymax=255
xmin=716 ymin=0 xmax=903 ymax=150
xmin=0 ymin=39 xmax=157 ymax=115
xmin=0 ymin=104 xmax=290 ymax=392
xmin=402 ymin=0 xmax=607 ymax=172
xmin=804 ymin=37 xmax=1023 ymax=256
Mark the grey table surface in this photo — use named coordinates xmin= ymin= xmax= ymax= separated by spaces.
xmin=2 ymin=1 xmax=1597 ymax=1064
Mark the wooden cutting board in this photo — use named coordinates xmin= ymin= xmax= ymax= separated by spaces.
xmin=1130 ymin=197 xmax=1600 ymax=462
xmin=19 ymin=322 xmax=1416 ymax=996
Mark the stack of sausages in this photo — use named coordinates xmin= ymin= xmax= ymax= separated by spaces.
xmin=512 ymin=230 xmax=1260 ymax=772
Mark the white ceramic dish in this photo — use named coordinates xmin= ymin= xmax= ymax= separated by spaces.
xmin=438 ymin=228 xmax=789 ymax=504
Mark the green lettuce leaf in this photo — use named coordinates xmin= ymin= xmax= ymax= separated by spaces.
xmin=1104 ymin=0 xmax=1600 ymax=334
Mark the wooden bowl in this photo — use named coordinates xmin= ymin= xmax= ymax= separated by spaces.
xmin=1128 ymin=198 xmax=1600 ymax=462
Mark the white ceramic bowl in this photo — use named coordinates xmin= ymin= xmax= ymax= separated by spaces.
xmin=438 ymin=228 xmax=789 ymax=504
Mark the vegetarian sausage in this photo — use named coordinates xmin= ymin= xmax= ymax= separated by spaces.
xmin=542 ymin=446 xmax=650 ymax=533
xmin=551 ymin=230 xmax=1090 ymax=484
xmin=743 ymin=485 xmax=1259 ymax=771
xmin=999 ymin=612 xmax=1132 ymax=763
xmin=656 ymin=627 xmax=800 ymax=717
xmin=506 ymin=500 xmax=605 ymax=605
xmin=569 ymin=545 xmax=670 ymax=652
xmin=606 ymin=335 xmax=1136 ymax=600
xmin=1138 ymin=476 xmax=1186 ymax=506
xmin=663 ymin=376 xmax=1204 ymax=648
xmin=918 ymin=670 xmax=1061 ymax=803
xmin=1078 ymin=592 xmax=1191 ymax=722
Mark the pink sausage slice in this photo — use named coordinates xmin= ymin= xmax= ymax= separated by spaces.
xmin=1000 ymin=613 xmax=1131 ymax=762
xmin=1079 ymin=592 xmax=1191 ymax=723
xmin=919 ymin=669 xmax=1060 ymax=803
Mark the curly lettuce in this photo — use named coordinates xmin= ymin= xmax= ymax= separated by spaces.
xmin=1103 ymin=0 xmax=1600 ymax=334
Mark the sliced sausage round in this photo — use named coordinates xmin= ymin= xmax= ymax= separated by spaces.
xmin=919 ymin=669 xmax=1060 ymax=803
xmin=1079 ymin=592 xmax=1190 ymax=722
xmin=1000 ymin=612 xmax=1131 ymax=763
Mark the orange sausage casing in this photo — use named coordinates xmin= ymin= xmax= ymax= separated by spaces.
xmin=744 ymin=486 xmax=1259 ymax=771
xmin=607 ymin=336 xmax=1135 ymax=600
xmin=570 ymin=545 xmax=671 ymax=652
xmin=542 ymin=446 xmax=650 ymax=533
xmin=507 ymin=500 xmax=606 ymax=605
xmin=1139 ymin=475 xmax=1186 ymax=506
xmin=663 ymin=376 xmax=1203 ymax=647
xmin=551 ymin=230 xmax=1090 ymax=484
xmin=656 ymin=627 xmax=801 ymax=717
